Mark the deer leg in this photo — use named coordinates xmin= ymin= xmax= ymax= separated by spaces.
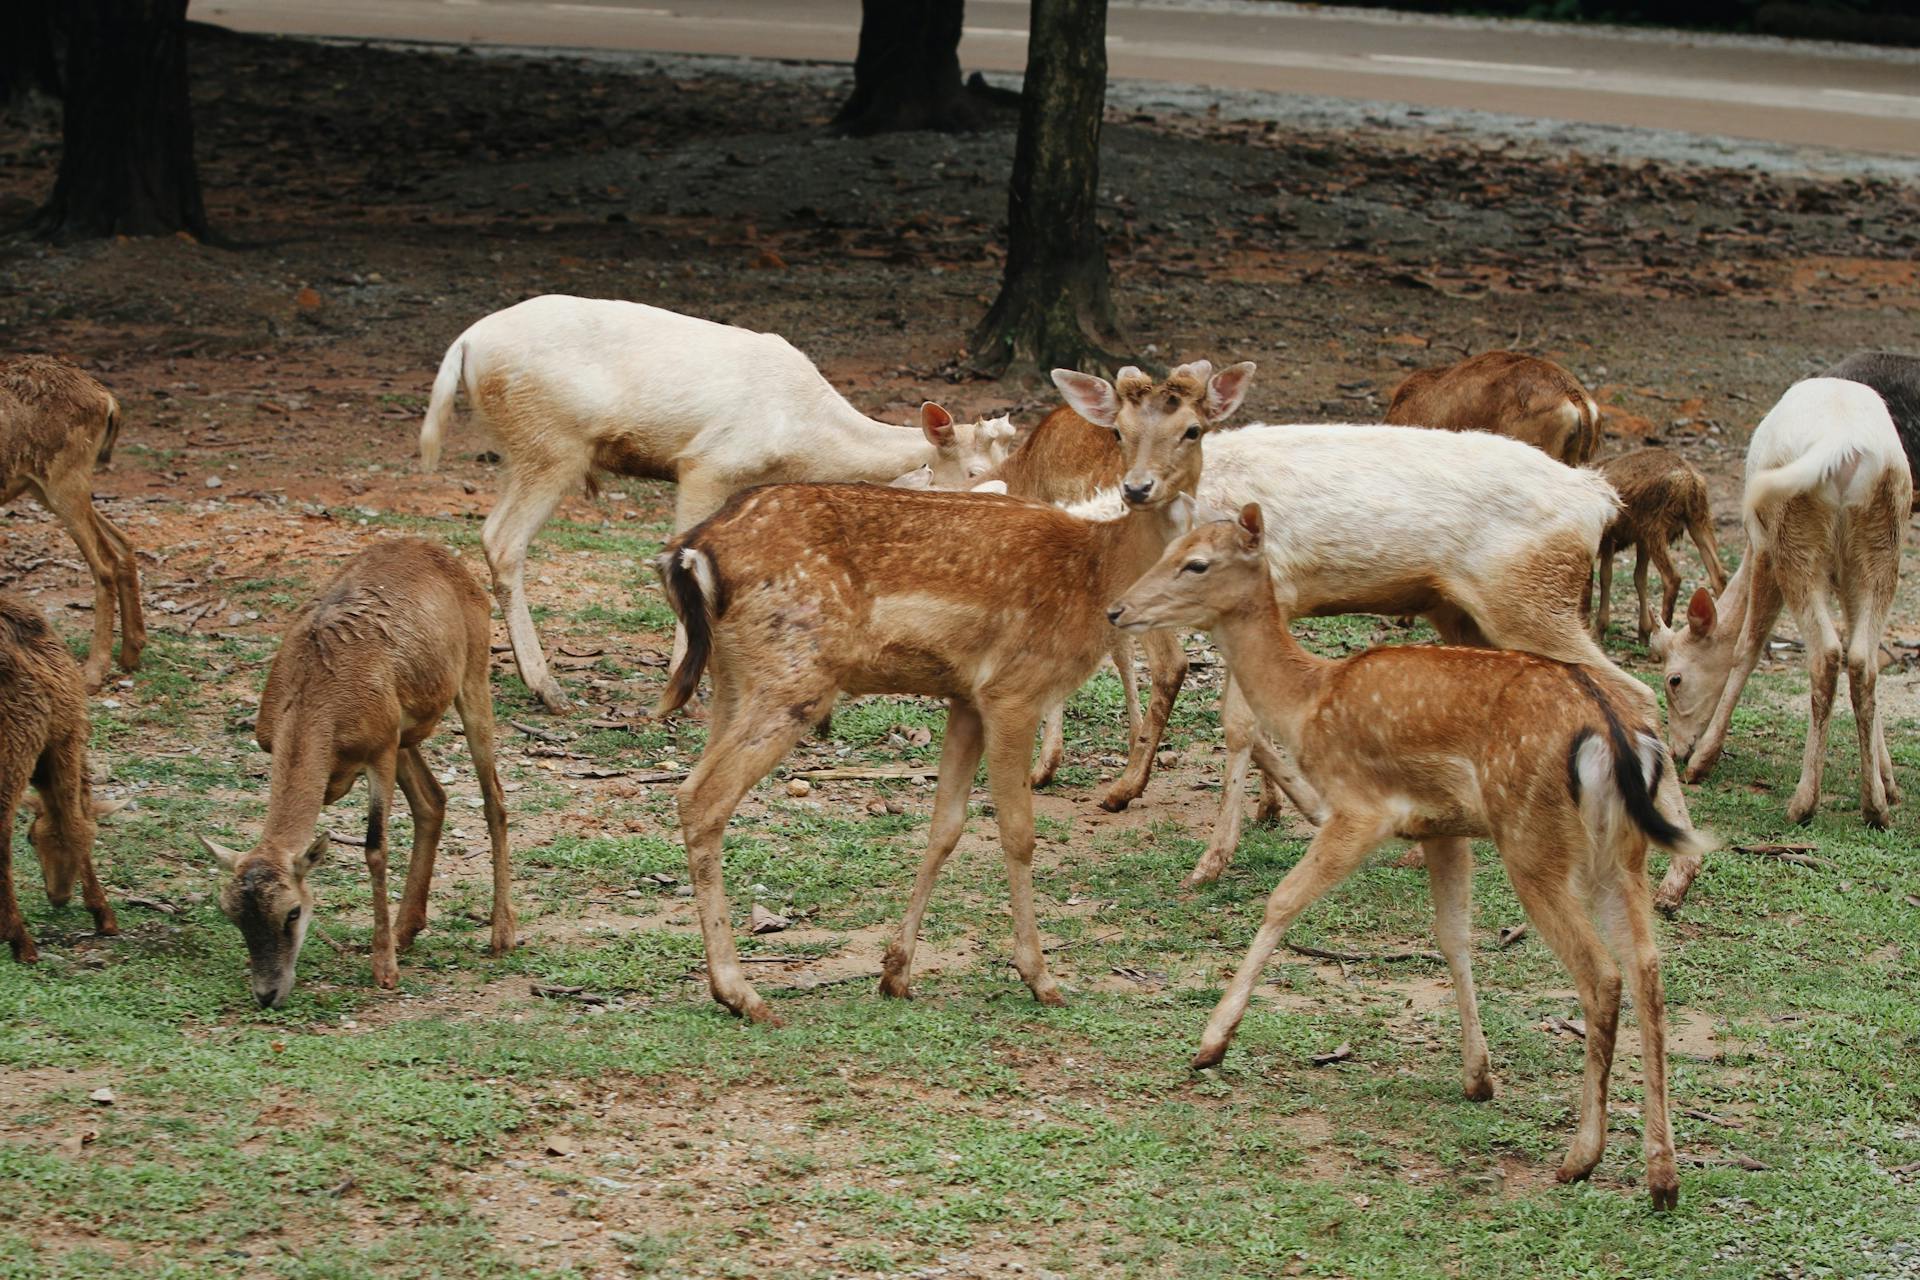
xmin=0 ymin=787 xmax=37 ymax=963
xmin=1593 ymin=547 xmax=1615 ymax=639
xmin=1506 ymin=856 xmax=1621 ymax=1187
xmin=1186 ymin=675 xmax=1256 ymax=889
xmin=1688 ymin=515 xmax=1728 ymax=596
xmin=1192 ymin=810 xmax=1384 ymax=1068
xmin=36 ymin=478 xmax=119 ymax=692
xmin=678 ymin=696 xmax=822 ymax=1024
xmin=1098 ymin=628 xmax=1186 ymax=812
xmin=1030 ymin=700 xmax=1066 ymax=790
xmin=1631 ymin=543 xmax=1654 ymax=645
xmin=983 ymin=704 xmax=1063 ymax=1007
xmin=666 ymin=470 xmax=737 ymax=683
xmin=1250 ymin=733 xmax=1326 ymax=826
xmin=392 ymin=746 xmax=446 ymax=952
xmin=881 ymin=700 xmax=985 ymax=999
xmin=93 ymin=507 xmax=145 ymax=672
xmin=1596 ymin=858 xmax=1679 ymax=1210
xmin=1685 ymin=551 xmax=1782 ymax=784
xmin=1785 ymin=595 xmax=1842 ymax=827
xmin=456 ymin=673 xmax=517 ymax=956
xmin=33 ymin=721 xmax=116 ymax=937
xmin=1424 ymin=836 xmax=1493 ymax=1101
xmin=1842 ymin=588 xmax=1896 ymax=829
xmin=1650 ymin=537 xmax=1682 ymax=637
xmin=364 ymin=751 xmax=402 ymax=990
xmin=481 ymin=471 xmax=570 ymax=712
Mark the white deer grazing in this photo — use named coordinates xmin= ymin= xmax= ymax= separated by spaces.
xmin=1652 ymin=377 xmax=1911 ymax=828
xmin=419 ymin=295 xmax=1010 ymax=710
xmin=1111 ymin=505 xmax=1702 ymax=1211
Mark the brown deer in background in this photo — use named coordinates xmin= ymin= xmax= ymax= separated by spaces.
xmin=1387 ymin=351 xmax=1601 ymax=465
xmin=1591 ymin=447 xmax=1728 ymax=643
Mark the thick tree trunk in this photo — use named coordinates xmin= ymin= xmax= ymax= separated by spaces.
xmin=35 ymin=0 xmax=207 ymax=240
xmin=970 ymin=0 xmax=1121 ymax=375
xmin=1 ymin=1 xmax=62 ymax=105
xmin=833 ymin=0 xmax=981 ymax=137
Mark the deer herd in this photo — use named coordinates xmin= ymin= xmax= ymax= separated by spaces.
xmin=3 ymin=295 xmax=1916 ymax=1211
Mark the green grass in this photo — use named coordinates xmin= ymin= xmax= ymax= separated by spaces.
xmin=2 ymin=503 xmax=1916 ymax=1278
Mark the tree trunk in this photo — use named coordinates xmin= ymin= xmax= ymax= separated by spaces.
xmin=35 ymin=0 xmax=207 ymax=240
xmin=1 ymin=0 xmax=62 ymax=105
xmin=970 ymin=0 xmax=1120 ymax=375
xmin=833 ymin=0 xmax=981 ymax=137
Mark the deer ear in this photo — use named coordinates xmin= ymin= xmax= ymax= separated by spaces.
xmin=1206 ymin=362 xmax=1257 ymax=423
xmin=919 ymin=402 xmax=955 ymax=447
xmin=1648 ymin=622 xmax=1672 ymax=660
xmin=970 ymin=479 xmax=1009 ymax=495
xmin=298 ymin=833 xmax=330 ymax=873
xmin=1052 ymin=368 xmax=1119 ymax=428
xmin=200 ymin=835 xmax=243 ymax=874
xmin=1685 ymin=587 xmax=1716 ymax=638
xmin=890 ymin=465 xmax=934 ymax=489
xmin=1236 ymin=502 xmax=1265 ymax=543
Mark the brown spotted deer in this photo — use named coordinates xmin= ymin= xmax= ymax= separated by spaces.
xmin=655 ymin=362 xmax=1252 ymax=1025
xmin=1110 ymin=505 xmax=1700 ymax=1211
xmin=1387 ymin=351 xmax=1601 ymax=465
xmin=419 ymin=296 xmax=1010 ymax=710
xmin=1652 ymin=377 xmax=1910 ymax=829
xmin=201 ymin=538 xmax=514 ymax=1007
xmin=0 ymin=591 xmax=120 ymax=962
xmin=1591 ymin=448 xmax=1728 ymax=643
xmin=1 ymin=356 xmax=145 ymax=690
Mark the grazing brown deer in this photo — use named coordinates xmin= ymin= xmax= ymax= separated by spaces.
xmin=1653 ymin=378 xmax=1910 ymax=828
xmin=1110 ymin=506 xmax=1700 ymax=1210
xmin=0 ymin=591 xmax=119 ymax=962
xmin=202 ymin=538 xmax=514 ymax=1007
xmin=1591 ymin=448 xmax=1728 ymax=643
xmin=656 ymin=361 xmax=1253 ymax=1025
xmin=1387 ymin=351 xmax=1601 ymax=465
xmin=1 ymin=356 xmax=145 ymax=690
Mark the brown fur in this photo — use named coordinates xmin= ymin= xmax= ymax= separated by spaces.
xmin=656 ymin=366 xmax=1234 ymax=1026
xmin=1111 ymin=509 xmax=1700 ymax=1210
xmin=1590 ymin=448 xmax=1728 ymax=643
xmin=207 ymin=538 xmax=514 ymax=1007
xmin=0 ymin=356 xmax=145 ymax=690
xmin=0 ymin=591 xmax=118 ymax=962
xmin=1387 ymin=352 xmax=1600 ymax=465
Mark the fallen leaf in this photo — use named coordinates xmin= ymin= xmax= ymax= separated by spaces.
xmin=750 ymin=904 xmax=791 ymax=935
xmin=88 ymin=1087 xmax=115 ymax=1106
xmin=1311 ymin=1042 xmax=1353 ymax=1067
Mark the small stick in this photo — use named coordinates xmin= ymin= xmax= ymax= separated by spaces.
xmin=1733 ymin=843 xmax=1835 ymax=870
xmin=1285 ymin=941 xmax=1442 ymax=964
xmin=789 ymin=766 xmax=942 ymax=782
xmin=1498 ymin=923 xmax=1528 ymax=948
xmin=510 ymin=719 xmax=571 ymax=744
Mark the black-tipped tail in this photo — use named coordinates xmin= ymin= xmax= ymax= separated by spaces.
xmin=655 ymin=544 xmax=715 ymax=717
xmin=1566 ymin=667 xmax=1692 ymax=852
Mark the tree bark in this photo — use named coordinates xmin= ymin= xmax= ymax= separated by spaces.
xmin=833 ymin=0 xmax=981 ymax=137
xmin=1 ymin=0 xmax=62 ymax=105
xmin=970 ymin=0 xmax=1121 ymax=376
xmin=35 ymin=0 xmax=207 ymax=240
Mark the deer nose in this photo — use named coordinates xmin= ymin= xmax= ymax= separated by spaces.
xmin=1121 ymin=480 xmax=1154 ymax=506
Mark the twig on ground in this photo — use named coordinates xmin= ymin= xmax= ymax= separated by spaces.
xmin=790 ymin=766 xmax=942 ymax=782
xmin=510 ymin=719 xmax=571 ymax=744
xmin=1311 ymin=1042 xmax=1353 ymax=1067
xmin=1733 ymin=843 xmax=1835 ymax=870
xmin=1498 ymin=923 xmax=1528 ymax=948
xmin=1285 ymin=941 xmax=1442 ymax=964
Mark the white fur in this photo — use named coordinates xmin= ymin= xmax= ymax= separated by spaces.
xmin=1199 ymin=423 xmax=1621 ymax=609
xmin=1740 ymin=377 xmax=1908 ymax=543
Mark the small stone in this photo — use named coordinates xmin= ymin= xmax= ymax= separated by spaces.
xmin=545 ymin=1135 xmax=577 ymax=1157
xmin=785 ymin=778 xmax=811 ymax=798
xmin=204 ymin=475 xmax=223 ymax=489
xmin=88 ymin=1087 xmax=115 ymax=1106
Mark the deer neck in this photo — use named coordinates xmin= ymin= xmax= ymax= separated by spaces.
xmin=1208 ymin=592 xmax=1334 ymax=756
xmin=1090 ymin=498 xmax=1192 ymax=601
xmin=258 ymin=718 xmax=338 ymax=858
xmin=819 ymin=398 xmax=937 ymax=482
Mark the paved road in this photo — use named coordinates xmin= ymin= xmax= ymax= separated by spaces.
xmin=193 ymin=0 xmax=1920 ymax=156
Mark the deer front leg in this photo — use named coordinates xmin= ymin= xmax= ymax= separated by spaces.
xmin=1098 ymin=628 xmax=1185 ymax=812
xmin=881 ymin=701 xmax=984 ymax=999
xmin=0 ymin=793 xmax=38 ymax=963
xmin=1186 ymin=675 xmax=1257 ymax=888
xmin=364 ymin=752 xmax=402 ymax=990
xmin=1425 ymin=837 xmax=1493 ymax=1101
xmin=983 ymin=706 xmax=1063 ymax=1007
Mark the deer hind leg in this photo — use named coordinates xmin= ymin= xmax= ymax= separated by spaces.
xmin=393 ymin=746 xmax=446 ymax=952
xmin=1505 ymin=850 xmax=1621 ymax=1187
xmin=1687 ymin=514 xmax=1728 ymax=596
xmin=35 ymin=476 xmax=119 ymax=692
xmin=363 ymin=750 xmax=402 ymax=990
xmin=93 ymin=507 xmax=145 ymax=672
xmin=1595 ymin=848 xmax=1679 ymax=1210
xmin=1424 ymin=836 xmax=1493 ymax=1101
xmin=1192 ymin=810 xmax=1384 ymax=1069
xmin=1592 ymin=546 xmax=1615 ymax=639
xmin=1099 ymin=628 xmax=1186 ymax=812
xmin=481 ymin=469 xmax=571 ymax=712
xmin=678 ymin=687 xmax=826 ymax=1024
xmin=1631 ymin=541 xmax=1657 ymax=644
xmin=983 ymin=703 xmax=1064 ymax=1007
xmin=881 ymin=700 xmax=985 ymax=999
xmin=1784 ymin=589 xmax=1843 ymax=827
xmin=1840 ymin=531 xmax=1901 ymax=827
xmin=1649 ymin=536 xmax=1683 ymax=638
xmin=1186 ymin=675 xmax=1257 ymax=889
xmin=34 ymin=721 xmax=116 ymax=938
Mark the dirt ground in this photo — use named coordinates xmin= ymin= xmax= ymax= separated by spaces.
xmin=2 ymin=24 xmax=1919 ymax=1279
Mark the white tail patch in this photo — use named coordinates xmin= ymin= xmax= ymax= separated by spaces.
xmin=1062 ymin=488 xmax=1131 ymax=522
xmin=680 ymin=547 xmax=717 ymax=604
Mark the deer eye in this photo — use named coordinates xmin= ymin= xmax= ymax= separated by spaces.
xmin=1183 ymin=425 xmax=1200 ymax=441
xmin=1181 ymin=560 xmax=1209 ymax=574
xmin=1666 ymin=675 xmax=1681 ymax=689
xmin=285 ymin=907 xmax=302 ymax=933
